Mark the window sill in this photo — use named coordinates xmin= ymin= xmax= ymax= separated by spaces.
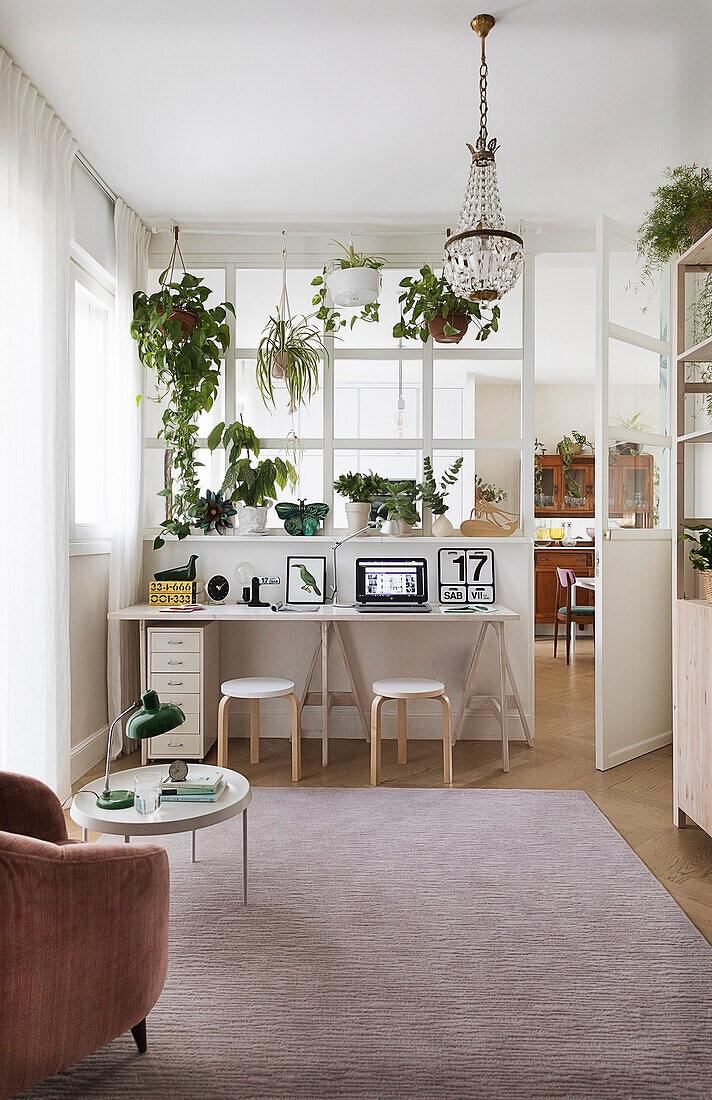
xmin=70 ymin=538 xmax=111 ymax=556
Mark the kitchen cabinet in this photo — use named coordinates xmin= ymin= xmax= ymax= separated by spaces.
xmin=535 ymin=453 xmax=655 ymax=527
xmin=534 ymin=546 xmax=595 ymax=625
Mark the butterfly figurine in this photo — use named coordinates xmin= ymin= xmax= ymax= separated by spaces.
xmin=275 ymin=499 xmax=330 ymax=536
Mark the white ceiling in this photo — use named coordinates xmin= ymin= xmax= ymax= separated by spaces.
xmin=1 ymin=0 xmax=710 ymax=231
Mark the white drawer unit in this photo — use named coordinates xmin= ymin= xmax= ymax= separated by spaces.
xmin=144 ymin=623 xmax=219 ymax=763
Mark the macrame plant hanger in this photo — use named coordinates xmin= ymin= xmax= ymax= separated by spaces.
xmin=272 ymin=230 xmax=291 ymax=381
xmin=163 ymin=224 xmax=186 ymax=287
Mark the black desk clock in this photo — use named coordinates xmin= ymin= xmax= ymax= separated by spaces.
xmin=206 ymin=574 xmax=230 ymax=604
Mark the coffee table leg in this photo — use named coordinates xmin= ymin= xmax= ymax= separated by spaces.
xmin=191 ymin=830 xmax=196 ymax=864
xmin=124 ymin=835 xmax=130 ymax=844
xmin=242 ymin=808 xmax=248 ymax=905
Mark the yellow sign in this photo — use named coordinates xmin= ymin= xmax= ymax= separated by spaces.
xmin=148 ymin=580 xmax=197 ymax=606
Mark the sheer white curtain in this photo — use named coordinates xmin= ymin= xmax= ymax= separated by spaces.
xmin=107 ymin=200 xmax=150 ymax=752
xmin=0 ymin=50 xmax=77 ymax=799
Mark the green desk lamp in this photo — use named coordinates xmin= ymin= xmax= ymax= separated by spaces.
xmin=97 ymin=690 xmax=185 ymax=810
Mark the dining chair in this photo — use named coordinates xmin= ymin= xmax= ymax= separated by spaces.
xmin=553 ymin=567 xmax=595 ymax=665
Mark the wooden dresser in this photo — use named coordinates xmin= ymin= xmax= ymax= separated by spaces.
xmin=534 ymin=545 xmax=595 ymax=625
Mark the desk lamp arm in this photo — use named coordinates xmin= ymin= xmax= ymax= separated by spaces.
xmin=330 ymin=520 xmax=382 ymax=602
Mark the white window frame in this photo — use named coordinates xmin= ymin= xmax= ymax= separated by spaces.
xmin=143 ymin=253 xmax=533 ymax=539
xmin=69 ymin=242 xmax=115 ymax=545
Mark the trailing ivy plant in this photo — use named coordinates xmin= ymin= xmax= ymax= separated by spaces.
xmin=393 ymin=265 xmax=500 ymax=342
xmin=311 ymin=240 xmax=385 ymax=332
xmin=638 ymin=165 xmax=712 ymax=281
xmin=415 ymin=456 xmax=463 ymax=516
xmin=534 ymin=438 xmax=545 ymax=499
xmin=207 ymin=418 xmax=295 ymax=507
xmin=556 ymin=431 xmax=592 ymax=499
xmin=131 ymin=271 xmax=234 ymax=548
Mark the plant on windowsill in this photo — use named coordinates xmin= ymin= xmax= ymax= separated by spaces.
xmin=376 ymin=482 xmax=420 ymax=537
xmin=681 ymin=525 xmax=712 ymax=604
xmin=207 ymin=418 xmax=295 ymax=535
xmin=131 ymin=251 xmax=234 ymax=549
xmin=556 ymin=431 xmax=592 ymax=501
xmin=311 ymin=241 xmax=385 ymax=333
xmin=333 ymin=471 xmax=386 ymax=532
xmin=415 ymin=456 xmax=463 ymax=536
xmin=392 ymin=265 xmax=500 ymax=345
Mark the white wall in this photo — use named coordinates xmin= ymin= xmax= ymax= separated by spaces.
xmin=142 ymin=535 xmax=534 ymax=744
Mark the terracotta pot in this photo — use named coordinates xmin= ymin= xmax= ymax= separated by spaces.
xmin=427 ymin=313 xmax=470 ymax=344
xmin=568 ymin=443 xmax=583 ymax=457
xmin=272 ymin=351 xmax=288 ymax=379
xmin=158 ymin=307 xmax=198 ymax=339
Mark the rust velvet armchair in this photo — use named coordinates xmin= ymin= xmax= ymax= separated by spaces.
xmin=0 ymin=771 xmax=170 ymax=1098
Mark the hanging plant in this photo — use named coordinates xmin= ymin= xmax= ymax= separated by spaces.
xmin=638 ymin=165 xmax=712 ymax=281
xmin=131 ymin=227 xmax=235 ymax=549
xmin=393 ymin=265 xmax=499 ymax=344
xmin=311 ymin=240 xmax=385 ymax=332
xmin=256 ymin=233 xmax=327 ymax=412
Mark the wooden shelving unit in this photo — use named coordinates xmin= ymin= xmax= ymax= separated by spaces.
xmin=673 ymin=225 xmax=712 ymax=835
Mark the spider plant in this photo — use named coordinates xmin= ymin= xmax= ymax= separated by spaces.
xmin=256 ymin=309 xmax=327 ymax=413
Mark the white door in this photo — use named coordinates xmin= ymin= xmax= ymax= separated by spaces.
xmin=594 ymin=216 xmax=673 ymax=769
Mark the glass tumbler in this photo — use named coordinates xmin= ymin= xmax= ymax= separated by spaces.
xmin=134 ymin=773 xmax=161 ymax=815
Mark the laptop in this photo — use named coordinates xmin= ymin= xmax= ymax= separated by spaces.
xmin=355 ymin=558 xmax=431 ymax=613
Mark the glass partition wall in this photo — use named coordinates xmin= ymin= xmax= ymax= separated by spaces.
xmin=143 ymin=251 xmax=532 ymax=537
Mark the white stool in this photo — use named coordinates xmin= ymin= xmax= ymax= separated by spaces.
xmin=218 ymin=677 xmax=301 ymax=782
xmin=370 ymin=678 xmax=452 ymax=787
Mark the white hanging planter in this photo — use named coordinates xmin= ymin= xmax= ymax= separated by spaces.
xmin=326 ymin=267 xmax=380 ymax=309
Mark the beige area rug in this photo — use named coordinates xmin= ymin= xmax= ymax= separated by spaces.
xmin=21 ymin=789 xmax=712 ymax=1098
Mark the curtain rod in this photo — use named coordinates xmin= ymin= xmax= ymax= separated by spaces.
xmin=75 ymin=150 xmax=117 ymax=204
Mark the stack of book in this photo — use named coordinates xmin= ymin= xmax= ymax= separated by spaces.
xmin=160 ymin=771 xmax=226 ymax=803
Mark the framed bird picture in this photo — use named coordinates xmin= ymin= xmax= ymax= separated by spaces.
xmin=286 ymin=556 xmax=327 ymax=605
xmin=275 ymin=499 xmax=329 ymax=536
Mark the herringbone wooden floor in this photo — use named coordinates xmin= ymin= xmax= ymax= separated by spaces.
xmin=71 ymin=638 xmax=712 ymax=942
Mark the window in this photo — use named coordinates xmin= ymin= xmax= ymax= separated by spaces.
xmin=70 ymin=257 xmax=113 ymax=538
xmin=143 ymin=258 xmax=530 ymax=536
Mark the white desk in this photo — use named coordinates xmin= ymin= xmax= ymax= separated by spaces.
xmin=109 ymin=603 xmax=532 ymax=774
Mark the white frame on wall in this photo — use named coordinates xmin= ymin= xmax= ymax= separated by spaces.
xmin=144 ymin=237 xmax=534 ymax=541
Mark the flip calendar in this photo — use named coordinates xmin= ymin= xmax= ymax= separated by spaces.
xmin=437 ymin=547 xmax=495 ymax=605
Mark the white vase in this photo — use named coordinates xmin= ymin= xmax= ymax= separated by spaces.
xmin=235 ymin=501 xmax=272 ymax=535
xmin=345 ymin=501 xmax=372 ymax=532
xmin=431 ymin=513 xmax=455 ymax=537
xmin=326 ymin=267 xmax=380 ymax=308
xmin=382 ymin=518 xmax=414 ymax=537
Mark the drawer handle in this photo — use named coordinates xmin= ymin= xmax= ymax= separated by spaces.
xmin=167 ymin=680 xmax=183 ymax=686
xmin=167 ymin=640 xmax=184 ymax=645
xmin=166 ymin=741 xmax=184 ymax=748
xmin=167 ymin=659 xmax=183 ymax=665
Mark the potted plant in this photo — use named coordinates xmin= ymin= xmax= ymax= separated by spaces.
xmin=611 ymin=412 xmax=650 ymax=456
xmin=207 ymin=418 xmax=295 ymax=535
xmin=333 ymin=471 xmax=385 ymax=532
xmin=556 ymin=431 xmax=592 ymax=500
xmin=377 ymin=482 xmax=419 ymax=536
xmin=131 ymin=270 xmax=234 ymax=549
xmin=638 ymin=165 xmax=712 ymax=281
xmin=256 ymin=309 xmax=327 ymax=413
xmin=682 ymin=525 xmax=712 ymax=604
xmin=416 ymin=456 xmax=463 ymax=536
xmin=311 ymin=240 xmax=384 ymax=331
xmin=393 ymin=264 xmax=500 ymax=345
xmin=534 ymin=438 xmax=545 ymax=506
xmin=461 ymin=476 xmax=517 ymax=537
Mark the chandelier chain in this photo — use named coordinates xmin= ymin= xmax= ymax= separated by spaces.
xmin=478 ymin=37 xmax=488 ymax=150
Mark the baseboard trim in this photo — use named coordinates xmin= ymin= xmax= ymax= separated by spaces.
xmin=602 ymin=729 xmax=672 ymax=769
xmin=71 ymin=725 xmax=108 ymax=783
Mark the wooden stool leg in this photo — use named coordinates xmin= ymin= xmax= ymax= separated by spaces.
xmin=217 ymin=695 xmax=230 ymax=768
xmin=289 ymin=693 xmax=301 ymax=782
xmin=440 ymin=693 xmax=453 ymax=785
xmin=397 ymin=699 xmax=407 ymax=764
xmin=497 ymin=622 xmax=510 ymax=774
xmin=250 ymin=699 xmax=260 ymax=764
xmin=370 ymin=696 xmax=384 ymax=786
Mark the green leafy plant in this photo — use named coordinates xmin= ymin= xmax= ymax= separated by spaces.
xmin=474 ymin=475 xmax=507 ymax=504
xmin=207 ymin=418 xmax=295 ymax=507
xmin=333 ymin=471 xmax=385 ymax=503
xmin=681 ymin=525 xmax=712 ymax=572
xmin=556 ymin=432 xmax=592 ymax=499
xmin=392 ymin=265 xmax=500 ymax=342
xmin=415 ymin=456 xmax=463 ymax=515
xmin=311 ymin=240 xmax=385 ymax=332
xmin=131 ymin=271 xmax=234 ymax=548
xmin=256 ymin=309 xmax=327 ymax=413
xmin=379 ymin=481 xmax=419 ymax=527
xmin=534 ymin=438 xmax=545 ymax=498
xmin=638 ymin=165 xmax=712 ymax=281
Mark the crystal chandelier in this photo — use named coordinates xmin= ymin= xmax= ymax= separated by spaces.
xmin=443 ymin=14 xmax=523 ymax=302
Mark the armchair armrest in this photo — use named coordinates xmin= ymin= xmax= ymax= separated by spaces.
xmin=0 ymin=833 xmax=170 ymax=1097
xmin=0 ymin=771 xmax=68 ymax=842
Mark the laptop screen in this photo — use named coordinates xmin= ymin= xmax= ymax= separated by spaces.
xmin=355 ymin=558 xmax=428 ymax=604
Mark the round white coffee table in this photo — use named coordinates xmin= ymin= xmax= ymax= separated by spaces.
xmin=70 ymin=764 xmax=252 ymax=903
